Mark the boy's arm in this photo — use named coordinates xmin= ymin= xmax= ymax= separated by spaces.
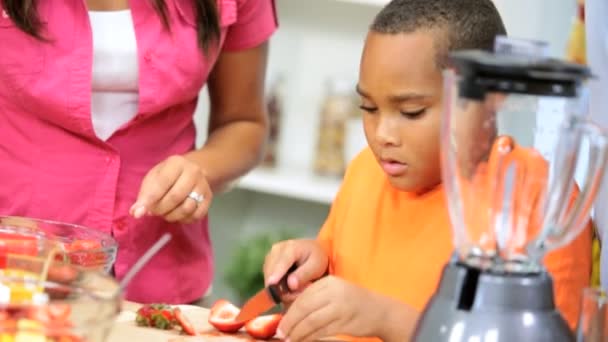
xmin=544 ymin=219 xmax=592 ymax=329
xmin=316 ymin=208 xmax=335 ymax=274
xmin=375 ymin=293 xmax=420 ymax=341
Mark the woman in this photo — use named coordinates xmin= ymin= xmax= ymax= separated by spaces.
xmin=0 ymin=0 xmax=277 ymax=304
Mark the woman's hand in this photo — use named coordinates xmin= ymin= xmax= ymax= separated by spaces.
xmin=130 ymin=155 xmax=213 ymax=224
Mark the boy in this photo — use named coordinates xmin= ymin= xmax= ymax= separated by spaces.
xmin=264 ymin=0 xmax=592 ymax=341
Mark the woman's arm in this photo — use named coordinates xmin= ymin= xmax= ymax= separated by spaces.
xmin=184 ymin=42 xmax=270 ymax=193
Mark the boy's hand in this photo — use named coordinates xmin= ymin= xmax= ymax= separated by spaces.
xmin=263 ymin=239 xmax=328 ymax=300
xmin=276 ymin=276 xmax=404 ymax=342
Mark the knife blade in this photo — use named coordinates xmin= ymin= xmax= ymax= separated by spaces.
xmin=235 ymin=264 xmax=297 ymax=323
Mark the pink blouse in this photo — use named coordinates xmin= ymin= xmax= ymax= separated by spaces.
xmin=0 ymin=0 xmax=277 ymax=303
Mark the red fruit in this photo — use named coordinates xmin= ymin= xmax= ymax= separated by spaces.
xmin=27 ymin=306 xmax=52 ymax=325
xmin=63 ymin=239 xmax=105 ymax=268
xmin=0 ymin=318 xmax=17 ymax=333
xmin=245 ymin=314 xmax=282 ymax=340
xmin=47 ymin=264 xmax=80 ymax=284
xmin=47 ymin=303 xmax=71 ymax=322
xmin=67 ymin=252 xmax=106 ymax=267
xmin=135 ymin=304 xmax=176 ymax=329
xmin=56 ymin=336 xmax=84 ymax=342
xmin=65 ymin=240 xmax=106 ymax=266
xmin=0 ymin=233 xmax=38 ymax=257
xmin=66 ymin=240 xmax=102 ymax=252
xmin=208 ymin=300 xmax=245 ymax=333
xmin=173 ymin=307 xmax=197 ymax=336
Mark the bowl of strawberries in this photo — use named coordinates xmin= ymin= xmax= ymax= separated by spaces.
xmin=0 ymin=257 xmax=121 ymax=342
xmin=0 ymin=216 xmax=118 ymax=273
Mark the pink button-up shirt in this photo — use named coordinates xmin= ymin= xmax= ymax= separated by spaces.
xmin=0 ymin=0 xmax=277 ymax=303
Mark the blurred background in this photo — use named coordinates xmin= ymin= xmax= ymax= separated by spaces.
xmin=192 ymin=0 xmax=584 ymax=304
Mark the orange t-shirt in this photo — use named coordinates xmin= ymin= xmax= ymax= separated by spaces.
xmin=318 ymin=147 xmax=591 ymax=341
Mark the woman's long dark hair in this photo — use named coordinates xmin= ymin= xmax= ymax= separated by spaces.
xmin=1 ymin=0 xmax=220 ymax=52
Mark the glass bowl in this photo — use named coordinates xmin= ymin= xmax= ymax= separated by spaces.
xmin=0 ymin=261 xmax=121 ymax=342
xmin=0 ymin=216 xmax=118 ymax=273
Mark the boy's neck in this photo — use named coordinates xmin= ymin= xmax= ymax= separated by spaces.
xmin=393 ymin=181 xmax=443 ymax=199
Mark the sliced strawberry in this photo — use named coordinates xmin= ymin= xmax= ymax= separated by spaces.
xmin=46 ymin=323 xmax=76 ymax=339
xmin=0 ymin=318 xmax=16 ymax=332
xmin=0 ymin=234 xmax=38 ymax=256
xmin=56 ymin=335 xmax=84 ymax=342
xmin=135 ymin=304 xmax=158 ymax=326
xmin=64 ymin=240 xmax=104 ymax=267
xmin=26 ymin=306 xmax=52 ymax=325
xmin=47 ymin=264 xmax=80 ymax=284
xmin=66 ymin=240 xmax=102 ymax=252
xmin=245 ymin=314 xmax=282 ymax=340
xmin=136 ymin=304 xmax=176 ymax=330
xmin=208 ymin=299 xmax=245 ymax=333
xmin=47 ymin=303 xmax=71 ymax=322
xmin=173 ymin=307 xmax=197 ymax=336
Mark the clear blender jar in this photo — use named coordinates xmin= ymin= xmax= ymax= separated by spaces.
xmin=442 ymin=50 xmax=606 ymax=273
xmin=414 ymin=40 xmax=608 ymax=341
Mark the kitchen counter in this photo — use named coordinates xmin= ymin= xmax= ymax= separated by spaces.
xmin=107 ymin=301 xmax=281 ymax=342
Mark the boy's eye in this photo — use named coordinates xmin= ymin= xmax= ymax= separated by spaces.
xmin=359 ymin=105 xmax=378 ymax=113
xmin=400 ymin=108 xmax=426 ymax=118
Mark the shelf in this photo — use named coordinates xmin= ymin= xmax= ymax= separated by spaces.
xmin=235 ymin=167 xmax=342 ymax=205
xmin=333 ymin=0 xmax=388 ymax=7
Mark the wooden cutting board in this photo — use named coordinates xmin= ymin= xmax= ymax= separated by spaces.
xmin=107 ymin=302 xmax=281 ymax=342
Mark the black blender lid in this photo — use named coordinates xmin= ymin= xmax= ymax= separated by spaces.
xmin=448 ymin=50 xmax=592 ymax=98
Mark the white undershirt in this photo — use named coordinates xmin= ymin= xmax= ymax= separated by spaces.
xmin=89 ymin=10 xmax=139 ymax=141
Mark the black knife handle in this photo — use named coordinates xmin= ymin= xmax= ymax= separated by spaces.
xmin=268 ymin=264 xmax=298 ymax=304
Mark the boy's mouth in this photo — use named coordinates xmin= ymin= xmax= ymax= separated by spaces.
xmin=380 ymin=158 xmax=408 ymax=177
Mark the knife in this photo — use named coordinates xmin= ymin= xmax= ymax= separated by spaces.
xmin=234 ymin=264 xmax=297 ymax=323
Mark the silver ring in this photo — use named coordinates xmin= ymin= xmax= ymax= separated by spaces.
xmin=187 ymin=191 xmax=204 ymax=204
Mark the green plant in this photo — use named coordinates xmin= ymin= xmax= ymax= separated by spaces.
xmin=224 ymin=230 xmax=295 ymax=304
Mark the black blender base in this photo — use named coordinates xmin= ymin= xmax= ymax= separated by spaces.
xmin=413 ymin=262 xmax=574 ymax=341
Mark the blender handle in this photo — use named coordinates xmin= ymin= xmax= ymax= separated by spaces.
xmin=548 ymin=119 xmax=608 ymax=250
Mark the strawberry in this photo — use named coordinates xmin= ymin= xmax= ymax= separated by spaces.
xmin=64 ymin=239 xmax=105 ymax=268
xmin=47 ymin=264 xmax=80 ymax=284
xmin=208 ymin=300 xmax=245 ymax=333
xmin=66 ymin=251 xmax=106 ymax=268
xmin=0 ymin=233 xmax=38 ymax=257
xmin=0 ymin=317 xmax=16 ymax=332
xmin=47 ymin=303 xmax=71 ymax=322
xmin=173 ymin=307 xmax=197 ymax=336
xmin=26 ymin=307 xmax=52 ymax=326
xmin=135 ymin=304 xmax=176 ymax=330
xmin=245 ymin=314 xmax=282 ymax=340
xmin=66 ymin=240 xmax=102 ymax=252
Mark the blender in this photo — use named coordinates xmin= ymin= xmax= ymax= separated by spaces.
xmin=413 ymin=39 xmax=608 ymax=341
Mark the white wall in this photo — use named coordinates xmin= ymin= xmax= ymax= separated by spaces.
xmin=494 ymin=0 xmax=577 ymax=57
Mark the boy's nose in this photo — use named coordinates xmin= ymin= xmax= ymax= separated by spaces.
xmin=375 ymin=117 xmax=401 ymax=147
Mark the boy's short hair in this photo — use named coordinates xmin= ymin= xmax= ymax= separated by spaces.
xmin=371 ymin=0 xmax=507 ymax=66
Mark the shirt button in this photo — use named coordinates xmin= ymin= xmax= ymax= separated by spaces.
xmin=115 ymin=219 xmax=126 ymax=231
xmin=2 ymin=10 xmax=8 ymax=18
